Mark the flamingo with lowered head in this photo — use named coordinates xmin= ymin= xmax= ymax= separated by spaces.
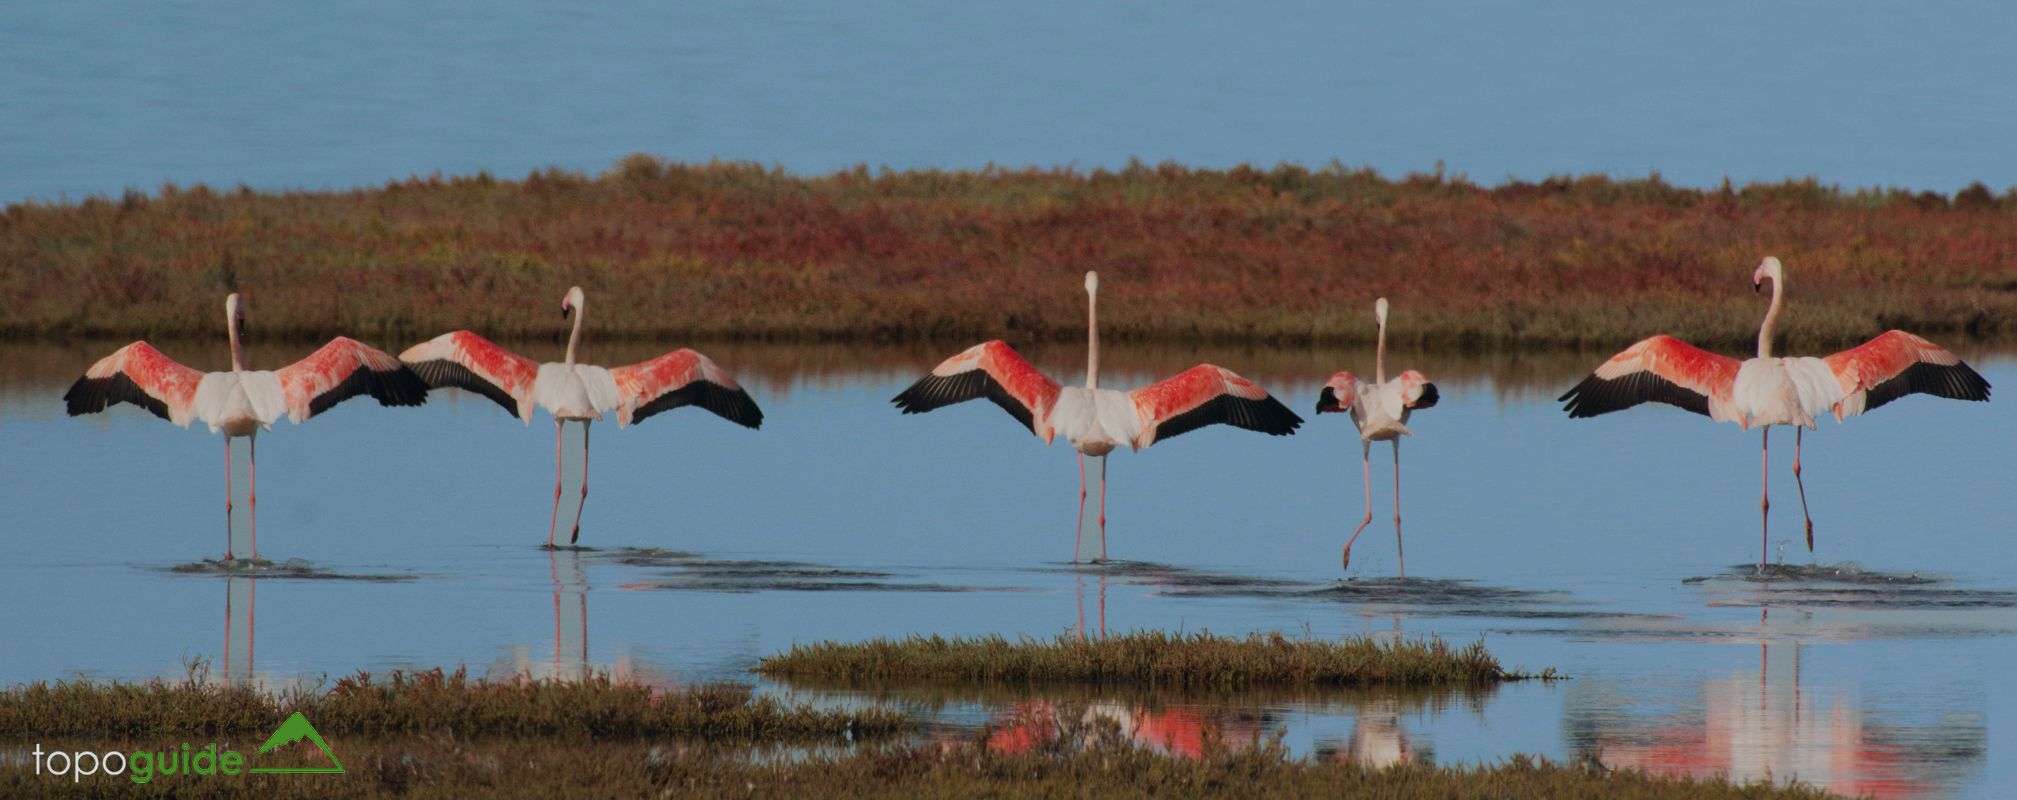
xmin=1315 ymin=297 xmax=1440 ymax=577
xmin=63 ymin=293 xmax=430 ymax=561
xmin=1560 ymin=256 xmax=1990 ymax=568
xmin=399 ymin=286 xmax=763 ymax=546
xmin=893 ymin=271 xmax=1303 ymax=562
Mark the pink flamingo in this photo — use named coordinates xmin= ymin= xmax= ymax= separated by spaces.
xmin=63 ymin=293 xmax=429 ymax=561
xmin=399 ymin=286 xmax=763 ymax=546
xmin=893 ymin=271 xmax=1303 ymax=562
xmin=1561 ymin=257 xmax=1990 ymax=568
xmin=1316 ymin=298 xmax=1440 ymax=577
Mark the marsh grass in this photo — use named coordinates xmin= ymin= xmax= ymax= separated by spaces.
xmin=2 ymin=732 xmax=1841 ymax=799
xmin=756 ymin=632 xmax=1518 ymax=689
xmin=0 ymin=667 xmax=909 ymax=741
xmin=5 ymin=158 xmax=2016 ymax=350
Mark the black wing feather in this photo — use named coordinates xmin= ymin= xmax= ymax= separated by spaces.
xmin=408 ymin=358 xmax=523 ymax=418
xmin=63 ymin=373 xmax=172 ymax=421
xmin=1862 ymin=360 xmax=1991 ymax=413
xmin=1559 ymin=372 xmax=1712 ymax=418
xmin=307 ymin=363 xmax=431 ymax=418
xmin=1154 ymin=394 xmax=1303 ymax=444
xmin=891 ymin=370 xmax=1036 ymax=433
xmin=631 ymin=380 xmax=764 ymax=429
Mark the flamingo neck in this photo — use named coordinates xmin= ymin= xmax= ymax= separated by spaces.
xmin=565 ymin=302 xmax=584 ymax=365
xmin=1374 ymin=314 xmax=1387 ymax=385
xmin=227 ymin=315 xmax=244 ymax=372
xmin=1757 ymin=275 xmax=1783 ymax=359
xmin=1085 ymin=292 xmax=1099 ymax=389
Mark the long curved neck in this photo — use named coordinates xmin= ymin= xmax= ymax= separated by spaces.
xmin=1757 ymin=275 xmax=1783 ymax=359
xmin=1374 ymin=314 xmax=1387 ymax=385
xmin=227 ymin=313 xmax=244 ymax=372
xmin=1085 ymin=290 xmax=1099 ymax=389
xmin=565 ymin=301 xmax=584 ymax=365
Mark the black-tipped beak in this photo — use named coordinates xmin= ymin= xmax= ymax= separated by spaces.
xmin=1753 ymin=281 xmax=1762 ymax=294
xmin=561 ymin=306 xmax=571 ymax=319
xmin=1315 ymin=386 xmax=1341 ymax=414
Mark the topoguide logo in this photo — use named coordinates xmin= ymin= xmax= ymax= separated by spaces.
xmin=33 ymin=712 xmax=344 ymax=784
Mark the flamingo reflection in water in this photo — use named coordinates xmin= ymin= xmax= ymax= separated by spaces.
xmin=487 ymin=549 xmax=675 ymax=689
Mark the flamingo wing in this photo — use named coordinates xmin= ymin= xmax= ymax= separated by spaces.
xmin=274 ymin=337 xmax=430 ymax=421
xmin=1824 ymin=330 xmax=1991 ymax=418
xmin=399 ymin=331 xmax=540 ymax=421
xmin=63 ymin=342 xmax=206 ymax=426
xmin=892 ymin=340 xmax=1062 ymax=438
xmin=1130 ymin=364 xmax=1303 ymax=448
xmin=607 ymin=349 xmax=764 ymax=428
xmin=1559 ymin=335 xmax=1741 ymax=420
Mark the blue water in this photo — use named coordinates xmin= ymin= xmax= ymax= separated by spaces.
xmin=6 ymin=1 xmax=2017 ymax=203
xmin=2 ymin=341 xmax=2012 ymax=797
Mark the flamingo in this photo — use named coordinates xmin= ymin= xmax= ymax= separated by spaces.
xmin=1315 ymin=297 xmax=1440 ymax=577
xmin=892 ymin=271 xmax=1303 ymax=562
xmin=62 ymin=293 xmax=429 ymax=561
xmin=1560 ymin=257 xmax=1990 ymax=568
xmin=398 ymin=286 xmax=764 ymax=546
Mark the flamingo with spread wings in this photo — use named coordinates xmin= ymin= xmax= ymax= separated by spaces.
xmin=63 ymin=293 xmax=429 ymax=560
xmin=893 ymin=272 xmax=1303 ymax=562
xmin=1315 ymin=298 xmax=1440 ymax=577
xmin=399 ymin=287 xmax=763 ymax=546
xmin=1560 ymin=257 xmax=1990 ymax=568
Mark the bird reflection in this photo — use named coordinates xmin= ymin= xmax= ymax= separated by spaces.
xmin=490 ymin=549 xmax=674 ymax=688
xmin=217 ymin=576 xmax=255 ymax=686
xmin=1567 ymin=640 xmax=1985 ymax=799
xmin=981 ymin=700 xmax=1271 ymax=759
xmin=1075 ymin=572 xmax=1107 ymax=640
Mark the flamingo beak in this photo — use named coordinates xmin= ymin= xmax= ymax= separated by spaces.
xmin=1752 ymin=280 xmax=1762 ymax=294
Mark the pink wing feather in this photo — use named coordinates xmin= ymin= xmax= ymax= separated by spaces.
xmin=607 ymin=348 xmax=764 ymax=428
xmin=1823 ymin=330 xmax=1990 ymax=418
xmin=63 ymin=342 xmax=206 ymax=426
xmin=1130 ymin=364 xmax=1302 ymax=449
xmin=399 ymin=331 xmax=541 ymax=421
xmin=891 ymin=340 xmax=1063 ymax=441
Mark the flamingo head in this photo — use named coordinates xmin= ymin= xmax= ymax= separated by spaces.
xmin=1084 ymin=271 xmax=1099 ymax=296
xmin=1398 ymin=369 xmax=1439 ymax=409
xmin=1316 ymin=371 xmax=1360 ymax=414
xmin=1752 ymin=256 xmax=1782 ymax=293
xmin=1374 ymin=297 xmax=1389 ymax=326
xmin=225 ymin=292 xmax=245 ymax=331
xmin=561 ymin=286 xmax=585 ymax=318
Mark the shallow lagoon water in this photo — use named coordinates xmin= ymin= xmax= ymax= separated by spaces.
xmin=2 ymin=341 xmax=2013 ymax=797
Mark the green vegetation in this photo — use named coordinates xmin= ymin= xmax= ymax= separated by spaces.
xmin=5 ymin=157 xmax=2016 ymax=350
xmin=3 ymin=733 xmax=1842 ymax=799
xmin=757 ymin=632 xmax=1517 ymax=689
xmin=0 ymin=667 xmax=908 ymax=742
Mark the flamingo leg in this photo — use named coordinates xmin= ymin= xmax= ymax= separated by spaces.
xmin=1793 ymin=427 xmax=1814 ymax=553
xmin=547 ymin=420 xmax=564 ymax=548
xmin=1343 ymin=442 xmax=1372 ymax=573
xmin=569 ymin=421 xmax=591 ymax=544
xmin=248 ymin=431 xmax=258 ymax=562
xmin=1074 ymin=452 xmax=1087 ymax=563
xmin=1760 ymin=428 xmax=1771 ymax=571
xmin=224 ymin=436 xmax=235 ymax=561
xmin=1392 ymin=440 xmax=1404 ymax=580
xmin=1098 ymin=455 xmax=1108 ymax=562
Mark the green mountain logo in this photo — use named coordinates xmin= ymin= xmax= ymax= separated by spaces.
xmin=248 ymin=712 xmax=345 ymax=774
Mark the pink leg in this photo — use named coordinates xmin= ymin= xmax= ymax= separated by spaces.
xmin=1073 ymin=453 xmax=1087 ymax=563
xmin=1098 ymin=456 xmax=1108 ymax=562
xmin=547 ymin=420 xmax=564 ymax=547
xmin=569 ymin=421 xmax=591 ymax=544
xmin=1393 ymin=441 xmax=1405 ymax=580
xmin=224 ymin=437 xmax=234 ymax=560
xmin=1793 ymin=427 xmax=1814 ymax=552
xmin=1760 ymin=428 xmax=1771 ymax=571
xmin=248 ymin=431 xmax=258 ymax=561
xmin=1342 ymin=443 xmax=1372 ymax=573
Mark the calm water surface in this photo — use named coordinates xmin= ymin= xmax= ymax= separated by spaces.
xmin=2 ymin=341 xmax=2013 ymax=798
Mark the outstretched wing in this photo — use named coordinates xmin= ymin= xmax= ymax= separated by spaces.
xmin=63 ymin=342 xmax=206 ymax=426
xmin=399 ymin=331 xmax=540 ymax=422
xmin=607 ymin=349 xmax=764 ymax=428
xmin=276 ymin=337 xmax=430 ymax=421
xmin=892 ymin=340 xmax=1063 ymax=440
xmin=1824 ymin=330 xmax=1991 ymax=418
xmin=1130 ymin=364 xmax=1302 ymax=449
xmin=1560 ymin=335 xmax=1741 ymax=421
